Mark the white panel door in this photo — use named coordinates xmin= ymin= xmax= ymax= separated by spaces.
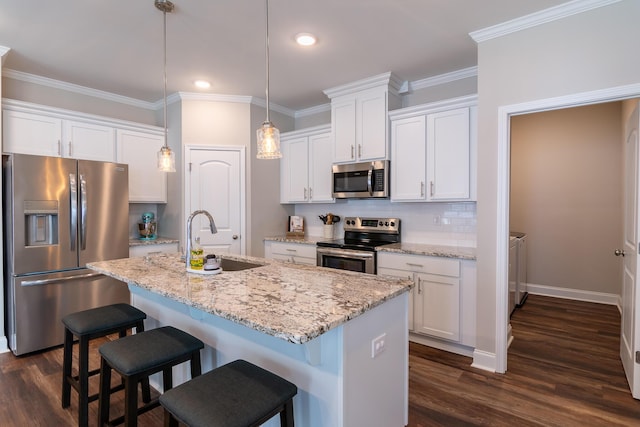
xmin=621 ymin=103 xmax=640 ymax=399
xmin=187 ymin=147 xmax=244 ymax=255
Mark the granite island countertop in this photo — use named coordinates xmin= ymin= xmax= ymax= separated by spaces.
xmin=87 ymin=253 xmax=412 ymax=344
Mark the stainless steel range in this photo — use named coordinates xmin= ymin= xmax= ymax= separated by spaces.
xmin=316 ymin=217 xmax=400 ymax=274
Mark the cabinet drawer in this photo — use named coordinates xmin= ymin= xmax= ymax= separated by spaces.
xmin=378 ymin=252 xmax=459 ymax=277
xmin=268 ymin=242 xmax=317 ymax=259
xmin=129 ymin=243 xmax=178 ymax=257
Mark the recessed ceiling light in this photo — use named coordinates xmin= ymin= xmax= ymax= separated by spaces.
xmin=295 ymin=33 xmax=317 ymax=46
xmin=194 ymin=80 xmax=211 ymax=89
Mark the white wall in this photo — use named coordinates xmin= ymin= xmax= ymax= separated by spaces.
xmin=476 ymin=0 xmax=640 ymax=370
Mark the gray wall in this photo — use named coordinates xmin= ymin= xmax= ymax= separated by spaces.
xmin=476 ymin=0 xmax=640 ymax=366
xmin=510 ymin=102 xmax=623 ymax=295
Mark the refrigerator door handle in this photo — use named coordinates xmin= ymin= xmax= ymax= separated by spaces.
xmin=20 ymin=272 xmax=103 ymax=287
xmin=79 ymin=174 xmax=88 ymax=250
xmin=69 ymin=173 xmax=77 ymax=251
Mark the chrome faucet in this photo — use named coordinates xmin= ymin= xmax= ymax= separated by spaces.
xmin=186 ymin=210 xmax=217 ymax=268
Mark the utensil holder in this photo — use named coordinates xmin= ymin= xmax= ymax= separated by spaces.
xmin=323 ymin=224 xmax=333 ymax=239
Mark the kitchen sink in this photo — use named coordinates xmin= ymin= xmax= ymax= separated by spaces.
xmin=219 ymin=258 xmax=263 ymax=271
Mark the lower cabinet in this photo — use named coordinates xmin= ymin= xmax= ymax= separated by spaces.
xmin=264 ymin=241 xmax=317 ymax=266
xmin=129 ymin=241 xmax=179 ymax=258
xmin=378 ymin=252 xmax=476 ymax=353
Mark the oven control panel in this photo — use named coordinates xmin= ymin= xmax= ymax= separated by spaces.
xmin=343 ymin=217 xmax=400 ymax=234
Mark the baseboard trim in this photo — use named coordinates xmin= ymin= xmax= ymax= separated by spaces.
xmin=471 ymin=349 xmax=497 ymax=373
xmin=526 ymin=283 xmax=620 ymax=307
xmin=0 ymin=336 xmax=9 ymax=353
xmin=409 ymin=333 xmax=474 ymax=358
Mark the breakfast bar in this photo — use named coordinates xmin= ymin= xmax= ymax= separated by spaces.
xmin=88 ymin=253 xmax=413 ymax=427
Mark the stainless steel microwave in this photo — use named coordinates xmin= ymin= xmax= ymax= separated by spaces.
xmin=332 ymin=160 xmax=389 ymax=199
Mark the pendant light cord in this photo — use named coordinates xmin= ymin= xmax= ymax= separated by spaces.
xmin=265 ymin=0 xmax=271 ymax=123
xmin=162 ymin=6 xmax=169 ymax=148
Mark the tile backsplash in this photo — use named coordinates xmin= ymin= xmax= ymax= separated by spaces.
xmin=294 ymin=199 xmax=476 ymax=247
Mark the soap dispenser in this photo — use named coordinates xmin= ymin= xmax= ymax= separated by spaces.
xmin=190 ymin=236 xmax=204 ymax=270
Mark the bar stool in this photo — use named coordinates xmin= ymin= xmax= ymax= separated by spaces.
xmin=159 ymin=359 xmax=298 ymax=427
xmin=98 ymin=326 xmax=204 ymax=427
xmin=62 ymin=303 xmax=149 ymax=427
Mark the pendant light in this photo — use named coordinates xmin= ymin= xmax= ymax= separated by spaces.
xmin=156 ymin=0 xmax=176 ymax=172
xmin=256 ymin=0 xmax=282 ymax=159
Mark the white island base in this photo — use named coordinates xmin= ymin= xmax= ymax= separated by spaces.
xmin=130 ymin=285 xmax=409 ymax=427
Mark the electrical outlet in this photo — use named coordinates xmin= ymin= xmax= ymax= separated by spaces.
xmin=371 ymin=333 xmax=386 ymax=358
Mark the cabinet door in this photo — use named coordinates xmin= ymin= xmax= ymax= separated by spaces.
xmin=427 ymin=107 xmax=470 ymax=200
xmin=378 ymin=267 xmax=415 ymax=331
xmin=358 ymin=88 xmax=387 ymax=161
xmin=117 ymin=129 xmax=167 ymax=203
xmin=390 ymin=116 xmax=426 ymax=201
xmin=308 ymin=132 xmax=334 ymax=202
xmin=332 ymin=98 xmax=357 ymax=163
xmin=2 ymin=109 xmax=62 ymax=156
xmin=280 ymin=137 xmax=309 ymax=203
xmin=64 ymin=120 xmax=116 ymax=161
xmin=414 ymin=272 xmax=460 ymax=341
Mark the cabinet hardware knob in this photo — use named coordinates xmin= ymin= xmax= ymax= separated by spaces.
xmin=420 ymin=181 xmax=425 ymax=197
xmin=351 ymin=145 xmax=355 ymax=159
xmin=69 ymin=141 xmax=73 ymax=156
xmin=430 ymin=181 xmax=435 ymax=197
xmin=358 ymin=144 xmax=362 ymax=158
xmin=232 ymin=235 xmax=239 ymax=240
xmin=614 ymin=249 xmax=625 ymax=257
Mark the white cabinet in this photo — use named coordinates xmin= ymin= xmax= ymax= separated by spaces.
xmin=117 ymin=129 xmax=167 ymax=203
xmin=389 ymin=96 xmax=477 ymax=202
xmin=264 ymin=241 xmax=316 ymax=266
xmin=280 ymin=125 xmax=334 ymax=204
xmin=3 ymin=109 xmax=116 ymax=161
xmin=129 ymin=241 xmax=179 ymax=257
xmin=324 ymin=72 xmax=402 ymax=164
xmin=378 ymin=251 xmax=476 ymax=353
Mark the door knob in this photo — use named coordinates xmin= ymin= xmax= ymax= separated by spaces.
xmin=232 ymin=235 xmax=238 ymax=240
xmin=614 ymin=249 xmax=625 ymax=257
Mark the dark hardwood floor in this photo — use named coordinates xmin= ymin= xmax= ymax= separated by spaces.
xmin=408 ymin=295 xmax=640 ymax=426
xmin=1 ymin=295 xmax=639 ymax=426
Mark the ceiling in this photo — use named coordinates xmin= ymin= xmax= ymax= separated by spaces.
xmin=0 ymin=0 xmax=568 ymax=112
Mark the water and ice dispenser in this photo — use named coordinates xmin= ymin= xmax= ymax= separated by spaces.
xmin=24 ymin=200 xmax=58 ymax=246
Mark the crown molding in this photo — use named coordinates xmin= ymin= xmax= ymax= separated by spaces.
xmin=323 ymin=71 xmax=406 ymax=99
xmin=409 ymin=66 xmax=477 ymax=92
xmin=470 ymin=0 xmax=623 ymax=43
xmin=2 ymin=68 xmax=156 ymax=109
xmin=294 ymin=103 xmax=331 ymax=119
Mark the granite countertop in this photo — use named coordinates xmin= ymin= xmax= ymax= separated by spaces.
xmin=264 ymin=235 xmax=331 ymax=245
xmin=129 ymin=236 xmax=180 ymax=247
xmin=87 ymin=253 xmax=412 ymax=344
xmin=377 ymin=242 xmax=477 ymax=260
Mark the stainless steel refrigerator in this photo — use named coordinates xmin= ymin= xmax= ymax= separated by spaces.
xmin=3 ymin=154 xmax=130 ymax=355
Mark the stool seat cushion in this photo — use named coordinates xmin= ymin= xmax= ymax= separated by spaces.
xmin=99 ymin=326 xmax=204 ymax=376
xmin=62 ymin=303 xmax=146 ymax=336
xmin=159 ymin=359 xmax=297 ymax=427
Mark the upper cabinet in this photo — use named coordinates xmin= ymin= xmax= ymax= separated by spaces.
xmin=280 ymin=125 xmax=334 ymax=204
xmin=116 ymin=129 xmax=167 ymax=203
xmin=2 ymin=100 xmax=166 ymax=203
xmin=389 ymin=95 xmax=477 ymax=202
xmin=3 ymin=109 xmax=116 ymax=162
xmin=324 ymin=72 xmax=402 ymax=164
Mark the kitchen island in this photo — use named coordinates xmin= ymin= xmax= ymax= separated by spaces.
xmin=88 ymin=253 xmax=412 ymax=427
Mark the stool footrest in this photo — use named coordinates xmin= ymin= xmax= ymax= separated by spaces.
xmin=105 ymin=398 xmax=160 ymax=427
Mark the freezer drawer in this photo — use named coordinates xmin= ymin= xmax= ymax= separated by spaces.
xmin=7 ymin=269 xmax=130 ymax=355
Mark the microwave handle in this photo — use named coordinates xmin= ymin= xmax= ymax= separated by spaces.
xmin=367 ymin=164 xmax=374 ymax=196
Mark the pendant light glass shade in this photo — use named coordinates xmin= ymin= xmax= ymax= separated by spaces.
xmin=156 ymin=0 xmax=176 ymax=172
xmin=256 ymin=0 xmax=282 ymax=159
xmin=158 ymin=146 xmax=176 ymax=172
xmin=257 ymin=121 xmax=282 ymax=159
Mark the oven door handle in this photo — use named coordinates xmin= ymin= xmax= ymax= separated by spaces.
xmin=317 ymin=247 xmax=375 ymax=260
